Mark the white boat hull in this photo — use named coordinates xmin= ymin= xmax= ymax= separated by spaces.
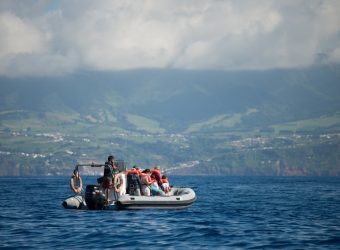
xmin=62 ymin=187 xmax=196 ymax=210
xmin=116 ymin=187 xmax=196 ymax=210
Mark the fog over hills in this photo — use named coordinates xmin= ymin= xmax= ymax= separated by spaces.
xmin=1 ymin=65 xmax=340 ymax=176
xmin=1 ymin=64 xmax=340 ymax=132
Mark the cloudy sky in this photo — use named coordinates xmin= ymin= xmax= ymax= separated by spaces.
xmin=0 ymin=0 xmax=339 ymax=77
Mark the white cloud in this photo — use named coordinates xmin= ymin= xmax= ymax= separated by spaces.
xmin=0 ymin=9 xmax=79 ymax=76
xmin=0 ymin=12 xmax=46 ymax=56
xmin=0 ymin=0 xmax=339 ymax=76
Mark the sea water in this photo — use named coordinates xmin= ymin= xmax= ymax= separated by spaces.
xmin=0 ymin=176 xmax=339 ymax=249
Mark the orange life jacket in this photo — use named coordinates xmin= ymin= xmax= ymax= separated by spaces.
xmin=126 ymin=169 xmax=140 ymax=176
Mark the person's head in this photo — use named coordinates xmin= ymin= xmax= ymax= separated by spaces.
xmin=161 ymin=175 xmax=167 ymax=180
xmin=142 ymin=169 xmax=151 ymax=174
xmin=154 ymin=165 xmax=161 ymax=171
xmin=108 ymin=155 xmax=114 ymax=162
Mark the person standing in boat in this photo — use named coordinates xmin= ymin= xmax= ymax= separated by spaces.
xmin=107 ymin=155 xmax=118 ymax=173
xmin=103 ymin=155 xmax=117 ymax=201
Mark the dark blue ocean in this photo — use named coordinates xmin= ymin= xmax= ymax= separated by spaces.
xmin=0 ymin=176 xmax=340 ymax=249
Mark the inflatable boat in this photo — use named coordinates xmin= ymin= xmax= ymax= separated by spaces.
xmin=116 ymin=187 xmax=196 ymax=210
xmin=62 ymin=162 xmax=196 ymax=210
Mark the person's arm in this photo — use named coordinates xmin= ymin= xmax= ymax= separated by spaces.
xmin=147 ymin=176 xmax=152 ymax=185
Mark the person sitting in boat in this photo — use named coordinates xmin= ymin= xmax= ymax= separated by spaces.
xmin=161 ymin=174 xmax=171 ymax=194
xmin=140 ymin=169 xmax=152 ymax=196
xmin=150 ymin=165 xmax=162 ymax=187
xmin=149 ymin=173 xmax=167 ymax=196
xmin=126 ymin=166 xmax=142 ymax=196
xmin=69 ymin=169 xmax=83 ymax=194
xmin=132 ymin=165 xmax=142 ymax=175
xmin=114 ymin=169 xmax=126 ymax=198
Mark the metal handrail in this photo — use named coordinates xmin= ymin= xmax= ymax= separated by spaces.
xmin=74 ymin=160 xmax=126 ymax=172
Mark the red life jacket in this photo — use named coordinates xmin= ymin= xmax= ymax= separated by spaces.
xmin=127 ymin=169 xmax=140 ymax=176
xmin=150 ymin=169 xmax=161 ymax=185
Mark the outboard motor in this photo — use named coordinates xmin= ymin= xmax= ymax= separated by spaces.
xmin=85 ymin=185 xmax=106 ymax=210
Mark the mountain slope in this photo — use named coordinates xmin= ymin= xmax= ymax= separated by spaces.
xmin=1 ymin=65 xmax=340 ymax=176
xmin=1 ymin=65 xmax=340 ymax=133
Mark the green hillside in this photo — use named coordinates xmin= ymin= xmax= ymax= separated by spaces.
xmin=1 ymin=65 xmax=340 ymax=176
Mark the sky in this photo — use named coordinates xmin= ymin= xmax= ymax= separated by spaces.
xmin=0 ymin=0 xmax=339 ymax=77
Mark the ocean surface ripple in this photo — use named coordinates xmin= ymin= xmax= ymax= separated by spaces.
xmin=0 ymin=176 xmax=339 ymax=249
